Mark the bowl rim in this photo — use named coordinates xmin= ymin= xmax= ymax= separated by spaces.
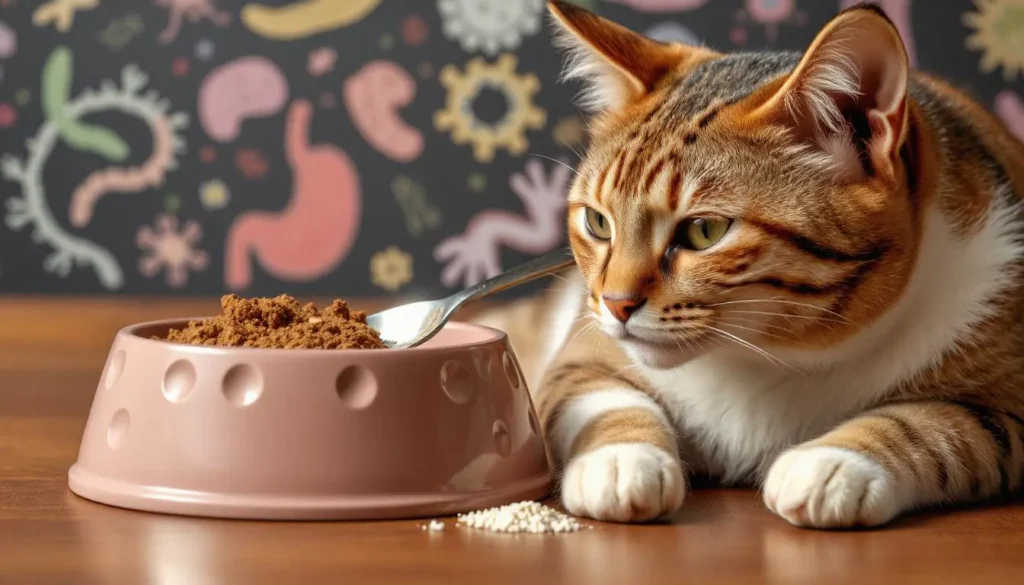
xmin=118 ymin=317 xmax=510 ymax=356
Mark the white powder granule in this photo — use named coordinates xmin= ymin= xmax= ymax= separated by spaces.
xmin=456 ymin=501 xmax=583 ymax=534
xmin=421 ymin=519 xmax=445 ymax=532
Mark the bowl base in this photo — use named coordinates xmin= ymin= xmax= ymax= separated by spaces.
xmin=68 ymin=465 xmax=554 ymax=521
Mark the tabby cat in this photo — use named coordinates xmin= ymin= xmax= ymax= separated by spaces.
xmin=473 ymin=0 xmax=1024 ymax=528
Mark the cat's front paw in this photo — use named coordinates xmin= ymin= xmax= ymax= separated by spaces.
xmin=560 ymin=443 xmax=685 ymax=523
xmin=763 ymin=446 xmax=902 ymax=529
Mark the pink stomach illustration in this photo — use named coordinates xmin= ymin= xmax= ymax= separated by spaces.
xmin=224 ymin=99 xmax=360 ymax=290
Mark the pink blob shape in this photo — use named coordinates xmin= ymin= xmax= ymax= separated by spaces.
xmin=605 ymin=0 xmax=709 ymax=12
xmin=995 ymin=91 xmax=1024 ymax=143
xmin=0 ymin=103 xmax=16 ymax=128
xmin=224 ymin=100 xmax=361 ymax=290
xmin=343 ymin=60 xmax=423 ymax=163
xmin=198 ymin=56 xmax=288 ymax=143
xmin=0 ymin=21 xmax=15 ymax=59
xmin=307 ymin=47 xmax=337 ymax=77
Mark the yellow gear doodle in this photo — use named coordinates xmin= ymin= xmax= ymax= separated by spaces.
xmin=434 ymin=53 xmax=546 ymax=163
xmin=964 ymin=0 xmax=1024 ymax=81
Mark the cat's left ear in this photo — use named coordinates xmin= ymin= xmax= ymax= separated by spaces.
xmin=757 ymin=5 xmax=910 ymax=175
xmin=547 ymin=0 xmax=708 ymax=112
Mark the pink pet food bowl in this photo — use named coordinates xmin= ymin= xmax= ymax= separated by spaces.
xmin=68 ymin=318 xmax=554 ymax=520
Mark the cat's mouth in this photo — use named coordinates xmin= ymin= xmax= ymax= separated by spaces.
xmin=603 ymin=323 xmax=709 ymax=369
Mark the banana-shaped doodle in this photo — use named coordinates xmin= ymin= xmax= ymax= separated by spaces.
xmin=241 ymin=0 xmax=382 ymax=40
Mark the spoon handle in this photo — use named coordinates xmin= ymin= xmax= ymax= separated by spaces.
xmin=456 ymin=246 xmax=576 ymax=305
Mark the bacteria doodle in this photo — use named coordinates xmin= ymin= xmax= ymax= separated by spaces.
xmin=2 ymin=46 xmax=189 ymax=290
xmin=137 ymin=213 xmax=210 ymax=288
xmin=434 ymin=158 xmax=571 ymax=288
xmin=198 ymin=56 xmax=289 ymax=143
xmin=344 ymin=61 xmax=423 ymax=163
xmin=224 ymin=99 xmax=361 ymax=290
xmin=96 ymin=13 xmax=144 ymax=52
xmin=392 ymin=175 xmax=441 ymax=237
xmin=156 ymin=0 xmax=231 ymax=45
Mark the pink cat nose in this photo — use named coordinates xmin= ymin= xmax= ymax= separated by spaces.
xmin=602 ymin=295 xmax=647 ymax=323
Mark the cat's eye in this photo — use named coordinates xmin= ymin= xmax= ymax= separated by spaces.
xmin=584 ymin=207 xmax=613 ymax=240
xmin=676 ymin=217 xmax=731 ymax=251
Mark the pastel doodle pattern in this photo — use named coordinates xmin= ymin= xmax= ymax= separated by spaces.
xmin=604 ymin=0 xmax=710 ymax=12
xmin=241 ymin=0 xmax=382 ymax=40
xmin=224 ymin=100 xmax=361 ymax=290
xmin=0 ymin=21 xmax=16 ymax=59
xmin=437 ymin=0 xmax=545 ymax=56
xmin=32 ymin=0 xmax=99 ymax=33
xmin=434 ymin=158 xmax=571 ymax=288
xmin=156 ymin=0 xmax=231 ymax=45
xmin=995 ymin=90 xmax=1024 ymax=142
xmin=1 ymin=47 xmax=189 ymax=290
xmin=343 ymin=61 xmax=423 ymax=163
xmin=198 ymin=57 xmax=289 ymax=143
xmin=137 ymin=213 xmax=209 ymax=288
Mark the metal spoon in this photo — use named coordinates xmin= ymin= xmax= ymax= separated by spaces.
xmin=366 ymin=247 xmax=576 ymax=349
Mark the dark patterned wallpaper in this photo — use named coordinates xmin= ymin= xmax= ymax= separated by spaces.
xmin=0 ymin=0 xmax=1021 ymax=298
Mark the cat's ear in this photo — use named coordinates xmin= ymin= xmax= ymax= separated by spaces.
xmin=757 ymin=5 xmax=910 ymax=174
xmin=547 ymin=0 xmax=703 ymax=112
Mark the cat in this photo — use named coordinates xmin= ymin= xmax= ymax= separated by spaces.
xmin=472 ymin=0 xmax=1024 ymax=529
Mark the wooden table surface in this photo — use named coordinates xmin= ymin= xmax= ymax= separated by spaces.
xmin=2 ymin=297 xmax=1024 ymax=584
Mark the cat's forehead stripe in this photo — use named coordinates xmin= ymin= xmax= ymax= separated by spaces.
xmin=667 ymin=51 xmax=801 ymax=119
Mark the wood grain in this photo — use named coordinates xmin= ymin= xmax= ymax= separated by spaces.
xmin=1 ymin=298 xmax=1023 ymax=584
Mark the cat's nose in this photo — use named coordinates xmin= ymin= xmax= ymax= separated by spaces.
xmin=602 ymin=294 xmax=647 ymax=323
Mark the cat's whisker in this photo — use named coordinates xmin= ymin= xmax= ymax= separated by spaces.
xmin=723 ymin=308 xmax=847 ymax=326
xmin=698 ymin=324 xmax=801 ymax=374
xmin=705 ymin=298 xmax=854 ymax=324
xmin=527 ymin=153 xmax=581 ymax=176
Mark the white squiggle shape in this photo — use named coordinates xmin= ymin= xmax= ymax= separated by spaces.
xmin=1 ymin=64 xmax=189 ymax=290
xmin=434 ymin=158 xmax=571 ymax=288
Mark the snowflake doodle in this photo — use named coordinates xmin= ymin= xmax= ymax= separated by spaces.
xmin=137 ymin=214 xmax=209 ymax=288
xmin=437 ymin=0 xmax=544 ymax=56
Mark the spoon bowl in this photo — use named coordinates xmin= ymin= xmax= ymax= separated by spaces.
xmin=368 ymin=247 xmax=575 ymax=349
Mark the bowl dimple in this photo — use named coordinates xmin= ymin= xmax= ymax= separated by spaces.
xmin=107 ymin=409 xmax=130 ymax=449
xmin=440 ymin=360 xmax=474 ymax=404
xmin=222 ymin=364 xmax=263 ymax=407
xmin=493 ymin=419 xmax=511 ymax=457
xmin=104 ymin=350 xmax=126 ymax=390
xmin=162 ymin=359 xmax=197 ymax=403
xmin=335 ymin=366 xmax=377 ymax=409
xmin=502 ymin=351 xmax=521 ymax=390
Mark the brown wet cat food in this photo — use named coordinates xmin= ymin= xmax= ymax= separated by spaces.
xmin=162 ymin=294 xmax=388 ymax=349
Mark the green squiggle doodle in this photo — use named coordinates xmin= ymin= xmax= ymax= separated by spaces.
xmin=42 ymin=47 xmax=129 ymax=162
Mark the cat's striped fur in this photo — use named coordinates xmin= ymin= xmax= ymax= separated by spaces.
xmin=473 ymin=1 xmax=1024 ymax=528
